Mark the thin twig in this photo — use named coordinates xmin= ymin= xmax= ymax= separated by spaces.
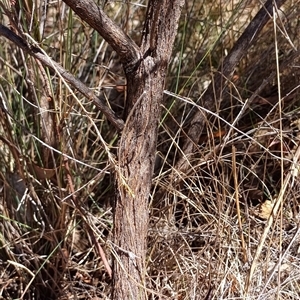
xmin=62 ymin=0 xmax=140 ymax=66
xmin=64 ymin=158 xmax=112 ymax=278
xmin=177 ymin=0 xmax=288 ymax=173
xmin=0 ymin=24 xmax=124 ymax=131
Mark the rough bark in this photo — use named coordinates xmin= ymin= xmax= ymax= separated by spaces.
xmin=2 ymin=0 xmax=183 ymax=296
xmin=61 ymin=0 xmax=184 ymax=299
xmin=113 ymin=2 xmax=183 ymax=298
xmin=112 ymin=57 xmax=165 ymax=299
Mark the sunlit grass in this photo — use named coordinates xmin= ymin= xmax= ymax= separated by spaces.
xmin=0 ymin=0 xmax=300 ymax=299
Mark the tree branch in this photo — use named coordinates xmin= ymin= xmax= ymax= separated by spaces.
xmin=176 ymin=0 xmax=288 ymax=172
xmin=62 ymin=0 xmax=141 ymax=67
xmin=0 ymin=24 xmax=124 ymax=131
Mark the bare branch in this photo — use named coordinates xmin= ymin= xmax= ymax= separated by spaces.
xmin=177 ymin=0 xmax=288 ymax=172
xmin=0 ymin=24 xmax=124 ymax=131
xmin=62 ymin=0 xmax=140 ymax=67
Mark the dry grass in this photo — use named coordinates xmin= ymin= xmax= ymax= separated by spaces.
xmin=1 ymin=0 xmax=300 ymax=299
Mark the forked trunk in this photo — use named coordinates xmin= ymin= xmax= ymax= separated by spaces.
xmin=60 ymin=1 xmax=183 ymax=298
xmin=113 ymin=2 xmax=183 ymax=298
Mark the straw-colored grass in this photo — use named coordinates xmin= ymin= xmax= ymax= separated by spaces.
xmin=1 ymin=0 xmax=300 ymax=299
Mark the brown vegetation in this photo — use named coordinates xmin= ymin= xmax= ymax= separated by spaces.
xmin=1 ymin=0 xmax=300 ymax=299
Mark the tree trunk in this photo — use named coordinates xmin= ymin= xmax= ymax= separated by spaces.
xmin=113 ymin=2 xmax=183 ymax=299
xmin=59 ymin=0 xmax=183 ymax=298
xmin=113 ymin=58 xmax=166 ymax=299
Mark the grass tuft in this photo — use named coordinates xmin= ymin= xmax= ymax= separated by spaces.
xmin=1 ymin=0 xmax=300 ymax=299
